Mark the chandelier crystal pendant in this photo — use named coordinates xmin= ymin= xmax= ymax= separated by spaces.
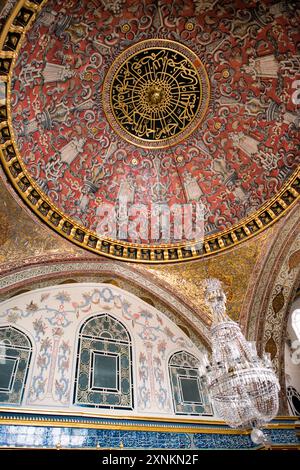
xmin=201 ymin=279 xmax=280 ymax=446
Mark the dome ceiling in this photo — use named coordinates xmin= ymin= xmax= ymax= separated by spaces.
xmin=0 ymin=0 xmax=299 ymax=262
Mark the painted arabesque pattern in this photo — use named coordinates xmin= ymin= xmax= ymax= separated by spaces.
xmin=10 ymin=0 xmax=300 ymax=246
xmin=0 ymin=283 xmax=211 ymax=418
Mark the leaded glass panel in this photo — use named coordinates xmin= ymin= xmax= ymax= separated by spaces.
xmin=179 ymin=376 xmax=202 ymax=403
xmin=0 ymin=326 xmax=32 ymax=405
xmin=92 ymin=352 xmax=119 ymax=391
xmin=0 ymin=357 xmax=18 ymax=391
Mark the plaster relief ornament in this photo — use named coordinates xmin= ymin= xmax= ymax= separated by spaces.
xmin=59 ymin=138 xmax=86 ymax=165
xmin=42 ymin=63 xmax=75 ymax=83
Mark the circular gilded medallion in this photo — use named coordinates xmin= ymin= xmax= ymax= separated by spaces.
xmin=103 ymin=39 xmax=210 ymax=148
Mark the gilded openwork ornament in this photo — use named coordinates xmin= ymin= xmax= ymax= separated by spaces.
xmin=103 ymin=40 xmax=210 ymax=148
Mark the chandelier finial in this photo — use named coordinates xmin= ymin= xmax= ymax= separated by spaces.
xmin=203 ymin=278 xmax=229 ymax=324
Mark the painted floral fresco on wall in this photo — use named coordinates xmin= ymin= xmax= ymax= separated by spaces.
xmin=0 ymin=283 xmax=212 ymax=418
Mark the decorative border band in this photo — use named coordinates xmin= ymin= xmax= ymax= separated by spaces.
xmin=0 ymin=409 xmax=297 ymax=434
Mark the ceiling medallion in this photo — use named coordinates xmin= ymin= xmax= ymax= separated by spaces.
xmin=103 ymin=39 xmax=210 ymax=149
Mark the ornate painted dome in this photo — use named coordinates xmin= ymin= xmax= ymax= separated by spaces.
xmin=1 ymin=0 xmax=299 ymax=262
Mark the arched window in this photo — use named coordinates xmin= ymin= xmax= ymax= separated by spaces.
xmin=292 ymin=308 xmax=300 ymax=340
xmin=0 ymin=326 xmax=32 ymax=405
xmin=74 ymin=314 xmax=133 ymax=409
xmin=169 ymin=351 xmax=212 ymax=416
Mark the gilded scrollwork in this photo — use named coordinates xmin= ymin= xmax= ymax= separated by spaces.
xmin=103 ymin=39 xmax=210 ymax=149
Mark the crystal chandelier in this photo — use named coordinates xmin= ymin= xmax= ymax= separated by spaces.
xmin=200 ymin=278 xmax=280 ymax=446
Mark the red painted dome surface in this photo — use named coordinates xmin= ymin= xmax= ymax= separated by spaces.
xmin=11 ymin=0 xmax=300 ymax=244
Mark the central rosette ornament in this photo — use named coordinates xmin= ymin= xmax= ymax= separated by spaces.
xmin=103 ymin=39 xmax=210 ymax=149
xmin=141 ymin=80 xmax=171 ymax=113
xmin=147 ymin=84 xmax=164 ymax=105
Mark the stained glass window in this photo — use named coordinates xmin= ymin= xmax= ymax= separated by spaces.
xmin=74 ymin=314 xmax=133 ymax=409
xmin=0 ymin=326 xmax=32 ymax=405
xmin=168 ymin=351 xmax=212 ymax=416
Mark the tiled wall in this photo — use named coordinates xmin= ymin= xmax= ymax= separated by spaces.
xmin=0 ymin=423 xmax=298 ymax=449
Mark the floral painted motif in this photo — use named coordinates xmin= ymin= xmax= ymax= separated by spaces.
xmin=0 ymin=283 xmax=210 ymax=417
xmin=137 ymin=351 xmax=150 ymax=410
xmin=32 ymin=317 xmax=47 ymax=341
xmin=29 ymin=337 xmax=52 ymax=402
xmin=55 ymin=340 xmax=71 ymax=402
xmin=153 ymin=355 xmax=171 ymax=411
